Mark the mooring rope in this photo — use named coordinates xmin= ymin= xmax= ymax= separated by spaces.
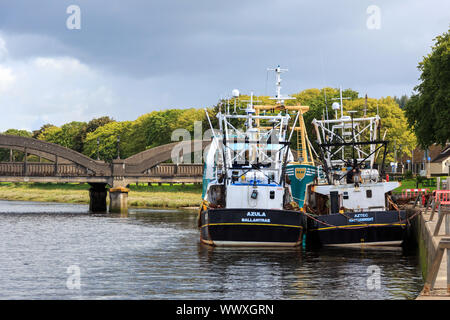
xmin=302 ymin=211 xmax=370 ymax=230
xmin=301 ymin=198 xmax=422 ymax=231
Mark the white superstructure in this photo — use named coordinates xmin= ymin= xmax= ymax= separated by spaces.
xmin=202 ymin=66 xmax=299 ymax=210
xmin=309 ymin=88 xmax=399 ymax=212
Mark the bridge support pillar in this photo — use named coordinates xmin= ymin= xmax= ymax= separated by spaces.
xmin=89 ymin=183 xmax=107 ymax=213
xmin=109 ymin=187 xmax=129 ymax=214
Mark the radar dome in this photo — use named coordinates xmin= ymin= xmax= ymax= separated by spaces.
xmin=232 ymin=89 xmax=240 ymax=97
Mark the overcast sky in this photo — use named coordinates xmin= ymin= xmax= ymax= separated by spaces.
xmin=0 ymin=0 xmax=449 ymax=131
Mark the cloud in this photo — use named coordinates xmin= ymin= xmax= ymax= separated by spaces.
xmin=0 ymin=37 xmax=7 ymax=61
xmin=0 ymin=65 xmax=15 ymax=93
xmin=0 ymin=37 xmax=119 ymax=131
xmin=0 ymin=35 xmax=214 ymax=132
xmin=0 ymin=1 xmax=449 ymax=132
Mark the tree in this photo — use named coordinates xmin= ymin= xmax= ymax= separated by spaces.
xmin=291 ymin=87 xmax=359 ymax=152
xmin=137 ymin=109 xmax=205 ymax=149
xmin=36 ymin=125 xmax=61 ymax=144
xmin=204 ymin=88 xmax=361 ymax=156
xmin=343 ymin=97 xmax=416 ymax=163
xmin=393 ymin=95 xmax=409 ymax=109
xmin=32 ymin=124 xmax=55 ymax=139
xmin=86 ymin=116 xmax=115 ymax=133
xmin=405 ymin=28 xmax=450 ymax=147
xmin=83 ymin=121 xmax=135 ymax=161
xmin=0 ymin=129 xmax=32 ymax=161
xmin=2 ymin=129 xmax=32 ymax=138
xmin=37 ymin=122 xmax=87 ymax=153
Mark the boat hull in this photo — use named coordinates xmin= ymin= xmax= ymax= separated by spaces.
xmin=305 ymin=210 xmax=408 ymax=248
xmin=286 ymin=163 xmax=317 ymax=208
xmin=199 ymin=208 xmax=306 ymax=247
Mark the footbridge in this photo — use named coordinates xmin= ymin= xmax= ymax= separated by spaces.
xmin=0 ymin=134 xmax=208 ymax=213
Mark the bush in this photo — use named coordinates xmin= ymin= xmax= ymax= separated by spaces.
xmin=404 ymin=170 xmax=413 ymax=180
xmin=415 ymin=175 xmax=426 ymax=187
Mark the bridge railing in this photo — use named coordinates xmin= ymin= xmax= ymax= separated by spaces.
xmin=0 ymin=162 xmax=23 ymax=176
xmin=0 ymin=162 xmax=88 ymax=177
xmin=146 ymin=164 xmax=203 ymax=177
xmin=0 ymin=162 xmax=204 ymax=178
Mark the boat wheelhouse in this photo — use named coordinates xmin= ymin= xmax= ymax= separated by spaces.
xmin=199 ymin=66 xmax=313 ymax=247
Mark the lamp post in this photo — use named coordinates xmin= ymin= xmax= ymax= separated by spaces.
xmin=96 ymin=137 xmax=100 ymax=161
xmin=446 ymin=160 xmax=450 ymax=177
xmin=117 ymin=135 xmax=120 ymax=160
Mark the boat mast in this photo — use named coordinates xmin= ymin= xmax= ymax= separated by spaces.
xmin=267 ymin=65 xmax=294 ymax=105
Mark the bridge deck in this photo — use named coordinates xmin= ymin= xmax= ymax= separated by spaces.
xmin=0 ymin=163 xmax=203 ymax=184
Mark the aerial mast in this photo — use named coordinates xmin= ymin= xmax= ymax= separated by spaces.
xmin=267 ymin=65 xmax=294 ymax=105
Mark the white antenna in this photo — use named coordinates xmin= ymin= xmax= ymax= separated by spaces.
xmin=331 ymin=102 xmax=340 ymax=119
xmin=246 ymin=92 xmax=256 ymax=114
xmin=267 ymin=65 xmax=294 ymax=105
xmin=242 ymin=91 xmax=261 ymax=117
xmin=232 ymin=89 xmax=239 ymax=114
xmin=331 ymin=86 xmax=351 ymax=118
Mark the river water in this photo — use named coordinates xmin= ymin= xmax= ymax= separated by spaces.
xmin=0 ymin=200 xmax=423 ymax=300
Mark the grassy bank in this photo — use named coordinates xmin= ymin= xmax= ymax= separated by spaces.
xmin=1 ymin=178 xmax=445 ymax=208
xmin=393 ymin=177 xmax=449 ymax=194
xmin=0 ymin=182 xmax=203 ymax=209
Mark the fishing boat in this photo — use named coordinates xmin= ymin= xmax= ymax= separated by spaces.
xmin=198 ymin=66 xmax=310 ymax=247
xmin=304 ymin=90 xmax=409 ymax=247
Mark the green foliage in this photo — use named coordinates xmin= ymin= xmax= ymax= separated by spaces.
xmin=394 ymin=95 xmax=409 ymax=109
xmin=172 ymin=88 xmax=414 ymax=165
xmin=208 ymin=88 xmax=360 ymax=152
xmin=404 ymin=170 xmax=413 ymax=180
xmin=343 ymin=96 xmax=416 ymax=162
xmin=83 ymin=121 xmax=136 ymax=161
xmin=2 ymin=129 xmax=32 ymax=138
xmin=37 ymin=117 xmax=115 ymax=154
xmin=291 ymin=87 xmax=359 ymax=150
xmin=137 ymin=108 xmax=205 ymax=148
xmin=405 ymin=28 xmax=450 ymax=147
xmin=0 ymin=129 xmax=32 ymax=161
xmin=415 ymin=175 xmax=426 ymax=188
xmin=1 ymin=86 xmax=419 ymax=165
xmin=86 ymin=116 xmax=115 ymax=134
xmin=37 ymin=122 xmax=87 ymax=153
xmin=32 ymin=124 xmax=54 ymax=139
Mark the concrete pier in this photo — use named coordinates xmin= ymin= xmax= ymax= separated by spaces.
xmin=415 ymin=203 xmax=450 ymax=300
xmin=109 ymin=187 xmax=130 ymax=214
xmin=88 ymin=183 xmax=107 ymax=213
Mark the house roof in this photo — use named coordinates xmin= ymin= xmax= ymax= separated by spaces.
xmin=398 ymin=143 xmax=450 ymax=163
xmin=431 ymin=145 xmax=450 ymax=163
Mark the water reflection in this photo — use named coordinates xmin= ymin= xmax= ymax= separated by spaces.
xmin=0 ymin=200 xmax=423 ymax=299
xmin=195 ymin=244 xmax=422 ymax=300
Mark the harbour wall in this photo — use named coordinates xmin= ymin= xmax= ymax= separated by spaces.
xmin=410 ymin=206 xmax=449 ymax=299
